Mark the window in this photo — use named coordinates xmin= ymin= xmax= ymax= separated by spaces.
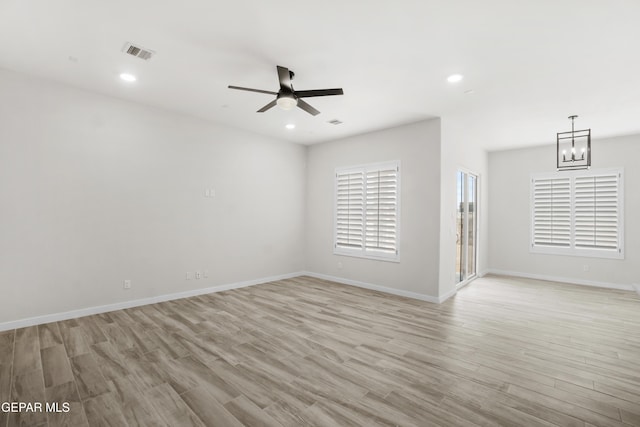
xmin=530 ymin=168 xmax=623 ymax=258
xmin=334 ymin=161 xmax=400 ymax=261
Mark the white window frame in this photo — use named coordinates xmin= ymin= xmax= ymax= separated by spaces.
xmin=334 ymin=161 xmax=401 ymax=262
xmin=530 ymin=168 xmax=624 ymax=259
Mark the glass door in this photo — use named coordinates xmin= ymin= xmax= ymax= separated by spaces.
xmin=456 ymin=170 xmax=478 ymax=284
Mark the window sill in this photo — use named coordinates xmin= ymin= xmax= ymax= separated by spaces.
xmin=530 ymin=246 xmax=624 ymax=260
xmin=334 ymin=249 xmax=400 ymax=263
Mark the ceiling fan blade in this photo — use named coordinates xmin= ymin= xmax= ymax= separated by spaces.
xmin=295 ymin=88 xmax=344 ymax=98
xmin=277 ymin=66 xmax=292 ymax=91
xmin=257 ymin=99 xmax=277 ymax=113
xmin=297 ymin=99 xmax=320 ymax=116
xmin=228 ymin=85 xmax=277 ymax=95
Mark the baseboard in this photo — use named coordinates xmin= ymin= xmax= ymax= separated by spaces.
xmin=0 ymin=271 xmax=305 ymax=332
xmin=437 ymin=287 xmax=458 ymax=303
xmin=303 ymin=271 xmax=445 ymax=303
xmin=486 ymin=269 xmax=634 ymax=291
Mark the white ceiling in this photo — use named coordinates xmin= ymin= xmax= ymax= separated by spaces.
xmin=1 ymin=0 xmax=639 ymax=150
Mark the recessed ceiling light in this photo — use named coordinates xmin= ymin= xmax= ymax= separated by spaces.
xmin=447 ymin=74 xmax=463 ymax=83
xmin=119 ymin=73 xmax=137 ymax=82
xmin=285 ymin=123 xmax=296 ymax=130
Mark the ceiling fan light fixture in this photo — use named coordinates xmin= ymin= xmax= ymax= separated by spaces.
xmin=276 ymin=94 xmax=298 ymax=110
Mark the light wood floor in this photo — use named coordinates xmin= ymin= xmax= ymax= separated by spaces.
xmin=1 ymin=275 xmax=640 ymax=427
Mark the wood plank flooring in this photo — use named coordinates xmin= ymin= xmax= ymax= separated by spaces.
xmin=1 ymin=275 xmax=640 ymax=426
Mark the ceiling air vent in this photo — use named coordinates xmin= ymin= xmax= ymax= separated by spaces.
xmin=122 ymin=42 xmax=155 ymax=61
xmin=328 ymin=119 xmax=343 ymax=125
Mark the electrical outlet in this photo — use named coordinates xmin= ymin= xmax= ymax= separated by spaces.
xmin=337 ymin=261 xmax=343 ymax=269
xmin=123 ymin=280 xmax=131 ymax=289
xmin=196 ymin=271 xmax=201 ymax=279
xmin=186 ymin=272 xmax=192 ymax=280
xmin=583 ymin=265 xmax=589 ymax=272
xmin=203 ymin=270 xmax=209 ymax=278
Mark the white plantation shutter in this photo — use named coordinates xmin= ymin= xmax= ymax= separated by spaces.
xmin=365 ymin=168 xmax=398 ymax=254
xmin=574 ymin=173 xmax=620 ymax=250
xmin=335 ymin=162 xmax=400 ymax=261
xmin=531 ymin=169 xmax=623 ymax=258
xmin=532 ymin=177 xmax=571 ymax=247
xmin=336 ymin=171 xmax=364 ymax=249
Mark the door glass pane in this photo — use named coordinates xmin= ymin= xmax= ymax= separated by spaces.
xmin=467 ymin=174 xmax=477 ymax=277
xmin=456 ymin=171 xmax=464 ymax=283
xmin=455 ymin=170 xmax=478 ymax=284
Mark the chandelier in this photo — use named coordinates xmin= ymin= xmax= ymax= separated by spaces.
xmin=557 ymin=115 xmax=591 ymax=171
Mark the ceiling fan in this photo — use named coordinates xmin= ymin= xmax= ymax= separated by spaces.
xmin=228 ymin=65 xmax=343 ymax=116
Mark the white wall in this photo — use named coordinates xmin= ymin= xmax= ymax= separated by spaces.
xmin=0 ymin=69 xmax=445 ymax=326
xmin=488 ymin=134 xmax=640 ymax=288
xmin=0 ymin=68 xmax=307 ymax=324
xmin=438 ymin=117 xmax=490 ymax=298
xmin=305 ymin=119 xmax=442 ymax=297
